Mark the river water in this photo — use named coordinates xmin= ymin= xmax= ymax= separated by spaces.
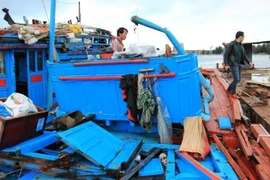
xmin=198 ymin=54 xmax=270 ymax=69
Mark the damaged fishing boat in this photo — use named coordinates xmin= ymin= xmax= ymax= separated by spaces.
xmin=0 ymin=0 xmax=269 ymax=179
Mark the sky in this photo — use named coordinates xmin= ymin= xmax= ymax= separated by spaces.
xmin=1 ymin=0 xmax=270 ymax=50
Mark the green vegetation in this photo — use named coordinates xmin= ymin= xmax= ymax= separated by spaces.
xmin=198 ymin=43 xmax=270 ymax=55
xmin=252 ymin=43 xmax=270 ymax=54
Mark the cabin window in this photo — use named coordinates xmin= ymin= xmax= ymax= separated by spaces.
xmin=29 ymin=51 xmax=36 ymax=72
xmin=93 ymin=38 xmax=108 ymax=44
xmin=70 ymin=38 xmax=82 ymax=43
xmin=0 ymin=52 xmax=5 ymax=75
xmin=37 ymin=51 xmax=43 ymax=71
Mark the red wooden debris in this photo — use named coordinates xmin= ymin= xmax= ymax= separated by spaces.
xmin=212 ymin=134 xmax=248 ymax=180
xmin=228 ymin=148 xmax=257 ymax=180
xmin=251 ymin=124 xmax=268 ymax=139
xmin=235 ymin=125 xmax=253 ymax=158
xmin=259 ymin=136 xmax=270 ymax=158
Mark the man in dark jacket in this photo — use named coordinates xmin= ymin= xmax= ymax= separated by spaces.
xmin=224 ymin=31 xmax=254 ymax=99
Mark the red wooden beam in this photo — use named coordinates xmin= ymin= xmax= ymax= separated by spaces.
xmin=212 ymin=134 xmax=248 ymax=180
xmin=235 ymin=125 xmax=253 ymax=158
xmin=73 ymin=59 xmax=149 ymax=66
xmin=258 ymin=136 xmax=270 ymax=160
xmin=59 ymin=72 xmax=176 ymax=81
xmin=251 ymin=124 xmax=268 ymax=139
xmin=228 ymin=148 xmax=257 ymax=180
xmin=213 ymin=69 xmax=241 ymax=123
xmin=176 ymin=151 xmax=222 ymax=180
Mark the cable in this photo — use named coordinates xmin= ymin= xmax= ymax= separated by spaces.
xmin=42 ymin=0 xmax=50 ymax=21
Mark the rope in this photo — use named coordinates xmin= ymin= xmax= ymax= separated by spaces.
xmin=41 ymin=0 xmax=50 ymax=21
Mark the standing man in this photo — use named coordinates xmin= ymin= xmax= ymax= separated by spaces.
xmin=111 ymin=27 xmax=128 ymax=58
xmin=224 ymin=31 xmax=254 ymax=99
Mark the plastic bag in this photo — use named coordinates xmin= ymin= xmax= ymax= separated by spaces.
xmin=156 ymin=97 xmax=172 ymax=144
xmin=126 ymin=43 xmax=159 ymax=57
xmin=3 ymin=93 xmax=38 ymax=117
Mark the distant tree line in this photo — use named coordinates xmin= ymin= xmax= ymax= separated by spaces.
xmin=198 ymin=43 xmax=270 ymax=55
xmin=252 ymin=43 xmax=270 ymax=54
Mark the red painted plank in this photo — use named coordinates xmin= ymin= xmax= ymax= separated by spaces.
xmin=0 ymin=79 xmax=6 ymax=87
xmin=59 ymin=72 xmax=176 ymax=81
xmin=177 ymin=152 xmax=222 ymax=180
xmin=235 ymin=125 xmax=253 ymax=158
xmin=204 ymin=75 xmax=233 ymax=135
xmin=212 ymin=134 xmax=248 ymax=180
xmin=251 ymin=124 xmax=268 ymax=139
xmin=223 ymin=134 xmax=241 ymax=148
xmin=101 ymin=53 xmax=113 ymax=59
xmin=73 ymin=59 xmax=149 ymax=66
xmin=228 ymin=148 xmax=257 ymax=180
xmin=31 ymin=75 xmax=43 ymax=82
xmin=259 ymin=136 xmax=270 ymax=158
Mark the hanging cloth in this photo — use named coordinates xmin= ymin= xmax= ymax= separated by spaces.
xmin=137 ymin=88 xmax=155 ymax=132
xmin=119 ymin=74 xmax=138 ymax=122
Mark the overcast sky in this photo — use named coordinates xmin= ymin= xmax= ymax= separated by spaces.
xmin=1 ymin=0 xmax=270 ymax=50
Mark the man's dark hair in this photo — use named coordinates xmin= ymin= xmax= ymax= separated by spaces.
xmin=235 ymin=31 xmax=244 ymax=39
xmin=117 ymin=27 xmax=128 ymax=36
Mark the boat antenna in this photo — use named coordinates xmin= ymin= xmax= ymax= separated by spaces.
xmin=78 ymin=1 xmax=81 ymax=22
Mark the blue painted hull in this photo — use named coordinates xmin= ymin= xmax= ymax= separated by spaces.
xmin=47 ymin=53 xmax=202 ymax=127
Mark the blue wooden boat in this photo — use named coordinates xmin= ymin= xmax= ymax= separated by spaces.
xmin=0 ymin=1 xmax=249 ymax=179
xmin=47 ymin=18 xmax=213 ymax=132
xmin=0 ymin=21 xmax=113 ymax=112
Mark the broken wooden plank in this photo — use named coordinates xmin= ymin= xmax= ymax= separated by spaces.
xmin=119 ymin=148 xmax=161 ymax=180
xmin=251 ymin=124 xmax=269 ymax=139
xmin=235 ymin=125 xmax=253 ymax=158
xmin=246 ymin=80 xmax=270 ymax=88
xmin=175 ymin=151 xmax=222 ymax=180
xmin=106 ymin=139 xmax=142 ymax=176
xmin=256 ymin=164 xmax=270 ymax=180
xmin=228 ymin=148 xmax=257 ymax=180
xmin=255 ymin=88 xmax=270 ymax=98
xmin=212 ymin=134 xmax=248 ymax=180
xmin=258 ymin=136 xmax=270 ymax=157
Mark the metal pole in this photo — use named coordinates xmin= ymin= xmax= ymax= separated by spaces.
xmin=49 ymin=0 xmax=56 ymax=62
xmin=131 ymin=16 xmax=186 ymax=55
xmin=47 ymin=0 xmax=56 ymax=111
xmin=79 ymin=1 xmax=81 ymax=22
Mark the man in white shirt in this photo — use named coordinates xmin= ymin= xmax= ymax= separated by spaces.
xmin=111 ymin=27 xmax=128 ymax=58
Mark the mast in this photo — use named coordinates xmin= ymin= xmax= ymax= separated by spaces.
xmin=78 ymin=1 xmax=81 ymax=22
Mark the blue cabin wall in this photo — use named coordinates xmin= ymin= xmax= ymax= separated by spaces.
xmin=0 ymin=47 xmax=49 ymax=109
xmin=47 ymin=53 xmax=202 ymax=130
xmin=0 ymin=50 xmax=16 ymax=97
